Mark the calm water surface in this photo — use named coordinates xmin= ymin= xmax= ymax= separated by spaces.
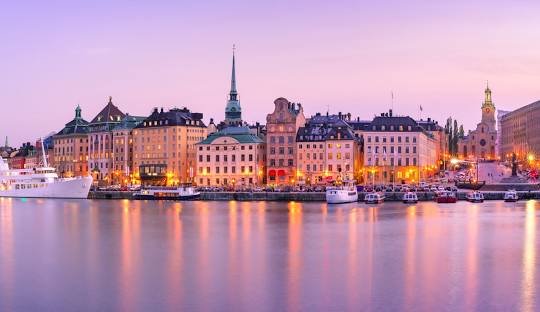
xmin=0 ymin=198 xmax=538 ymax=311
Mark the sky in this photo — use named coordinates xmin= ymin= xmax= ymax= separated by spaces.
xmin=1 ymin=0 xmax=539 ymax=146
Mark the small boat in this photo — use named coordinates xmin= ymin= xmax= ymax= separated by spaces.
xmin=326 ymin=181 xmax=358 ymax=204
xmin=402 ymin=192 xmax=418 ymax=204
xmin=133 ymin=185 xmax=200 ymax=200
xmin=504 ymin=190 xmax=519 ymax=202
xmin=466 ymin=191 xmax=484 ymax=203
xmin=435 ymin=191 xmax=457 ymax=203
xmin=365 ymin=192 xmax=384 ymax=204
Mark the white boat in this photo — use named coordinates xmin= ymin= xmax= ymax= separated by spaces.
xmin=504 ymin=190 xmax=518 ymax=202
xmin=0 ymin=149 xmax=92 ymax=199
xmin=133 ymin=185 xmax=201 ymax=200
xmin=326 ymin=182 xmax=358 ymax=204
xmin=466 ymin=191 xmax=484 ymax=203
xmin=365 ymin=192 xmax=384 ymax=204
xmin=402 ymin=192 xmax=418 ymax=204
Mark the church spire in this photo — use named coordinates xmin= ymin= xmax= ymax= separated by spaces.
xmin=229 ymin=44 xmax=238 ymax=101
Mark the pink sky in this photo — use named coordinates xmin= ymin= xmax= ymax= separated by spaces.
xmin=1 ymin=0 xmax=539 ymax=145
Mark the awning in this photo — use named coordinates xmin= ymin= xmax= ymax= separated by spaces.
xmin=277 ymin=170 xmax=286 ymax=176
xmin=269 ymin=170 xmax=276 ymax=177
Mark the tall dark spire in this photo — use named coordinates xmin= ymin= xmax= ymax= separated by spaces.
xmin=229 ymin=44 xmax=238 ymax=101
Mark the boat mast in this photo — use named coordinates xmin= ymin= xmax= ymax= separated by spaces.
xmin=40 ymin=137 xmax=49 ymax=168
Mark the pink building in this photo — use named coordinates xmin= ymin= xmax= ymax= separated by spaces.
xmin=266 ymin=98 xmax=306 ymax=185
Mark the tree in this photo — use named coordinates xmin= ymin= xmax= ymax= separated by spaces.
xmin=458 ymin=125 xmax=464 ymax=138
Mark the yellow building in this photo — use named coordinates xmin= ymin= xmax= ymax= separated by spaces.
xmin=132 ymin=107 xmax=207 ymax=186
xmin=53 ymin=105 xmax=89 ymax=177
xmin=196 ymin=126 xmax=266 ymax=187
xmin=360 ymin=112 xmax=438 ymax=184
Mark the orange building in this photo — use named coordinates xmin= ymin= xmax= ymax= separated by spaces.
xmin=132 ymin=107 xmax=207 ymax=185
xmin=53 ymin=105 xmax=90 ymax=177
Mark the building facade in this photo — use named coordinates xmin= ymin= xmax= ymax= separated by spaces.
xmin=53 ymin=105 xmax=89 ymax=177
xmin=499 ymin=100 xmax=540 ymax=161
xmin=266 ymin=98 xmax=306 ymax=185
xmin=361 ymin=112 xmax=438 ymax=184
xmin=458 ymin=85 xmax=497 ymax=160
xmin=296 ymin=113 xmax=362 ymax=184
xmin=112 ymin=115 xmax=145 ymax=185
xmin=132 ymin=107 xmax=206 ymax=186
xmin=87 ymin=97 xmax=126 ymax=185
xmin=196 ymin=127 xmax=265 ymax=187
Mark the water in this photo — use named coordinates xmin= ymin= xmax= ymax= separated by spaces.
xmin=0 ymin=198 xmax=538 ymax=311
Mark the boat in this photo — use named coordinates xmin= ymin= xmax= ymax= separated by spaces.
xmin=326 ymin=181 xmax=358 ymax=204
xmin=435 ymin=191 xmax=457 ymax=203
xmin=466 ymin=191 xmax=484 ymax=203
xmin=133 ymin=185 xmax=201 ymax=200
xmin=0 ymin=143 xmax=92 ymax=199
xmin=504 ymin=190 xmax=519 ymax=202
xmin=402 ymin=192 xmax=418 ymax=204
xmin=364 ymin=192 xmax=385 ymax=204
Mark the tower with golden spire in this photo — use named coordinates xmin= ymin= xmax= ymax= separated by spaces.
xmin=481 ymin=81 xmax=496 ymax=131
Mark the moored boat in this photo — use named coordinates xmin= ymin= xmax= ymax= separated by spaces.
xmin=326 ymin=181 xmax=358 ymax=204
xmin=435 ymin=191 xmax=457 ymax=203
xmin=365 ymin=192 xmax=385 ymax=204
xmin=0 ymin=145 xmax=92 ymax=199
xmin=133 ymin=185 xmax=200 ymax=200
xmin=466 ymin=191 xmax=484 ymax=203
xmin=504 ymin=190 xmax=518 ymax=202
xmin=402 ymin=192 xmax=418 ymax=204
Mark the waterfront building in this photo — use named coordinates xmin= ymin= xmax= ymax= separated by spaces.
xmin=457 ymin=85 xmax=497 ymax=160
xmin=499 ymin=100 xmax=540 ymax=161
xmin=196 ymin=126 xmax=265 ymax=187
xmin=496 ymin=109 xmax=510 ymax=159
xmin=132 ymin=107 xmax=206 ymax=186
xmin=360 ymin=111 xmax=438 ymax=184
xmin=266 ymin=98 xmax=306 ymax=185
xmin=296 ymin=113 xmax=362 ymax=184
xmin=53 ymin=105 xmax=89 ymax=177
xmin=87 ymin=97 xmax=126 ymax=185
xmin=111 ymin=114 xmax=145 ymax=185
xmin=417 ymin=118 xmax=446 ymax=169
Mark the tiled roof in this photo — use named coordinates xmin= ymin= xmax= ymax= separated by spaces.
xmin=90 ymin=97 xmax=125 ymax=124
xmin=136 ymin=107 xmax=206 ymax=128
xmin=197 ymin=126 xmax=263 ymax=145
xmin=297 ymin=114 xmax=358 ymax=142
xmin=113 ymin=115 xmax=146 ymax=131
xmin=56 ymin=117 xmax=89 ymax=136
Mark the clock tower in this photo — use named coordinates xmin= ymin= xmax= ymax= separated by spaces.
xmin=481 ymin=83 xmax=496 ymax=131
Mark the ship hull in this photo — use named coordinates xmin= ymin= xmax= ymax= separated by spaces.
xmin=0 ymin=176 xmax=93 ymax=199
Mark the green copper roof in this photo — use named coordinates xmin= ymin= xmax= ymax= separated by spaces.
xmin=198 ymin=126 xmax=263 ymax=145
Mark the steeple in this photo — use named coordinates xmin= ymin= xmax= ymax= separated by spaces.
xmin=482 ymin=81 xmax=494 ymax=109
xmin=75 ymin=105 xmax=82 ymax=119
xmin=229 ymin=45 xmax=238 ymax=101
xmin=224 ymin=44 xmax=242 ymax=126
xmin=4 ymin=136 xmax=8 ymax=149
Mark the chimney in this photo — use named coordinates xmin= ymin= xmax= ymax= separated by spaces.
xmin=153 ymin=107 xmax=158 ymax=114
xmin=389 ymin=109 xmax=393 ymax=117
xmin=160 ymin=107 xmax=164 ymax=113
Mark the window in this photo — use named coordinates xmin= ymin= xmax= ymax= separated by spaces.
xmin=288 ymin=159 xmax=293 ymax=166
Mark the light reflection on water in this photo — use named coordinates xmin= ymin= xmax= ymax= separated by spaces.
xmin=0 ymin=199 xmax=538 ymax=311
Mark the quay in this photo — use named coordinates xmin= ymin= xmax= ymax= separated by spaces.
xmin=88 ymin=190 xmax=540 ymax=201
